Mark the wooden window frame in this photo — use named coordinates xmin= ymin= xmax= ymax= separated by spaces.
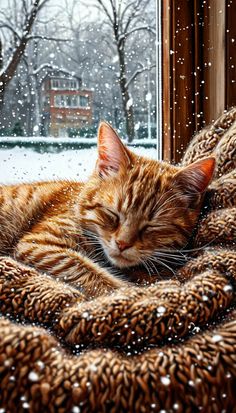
xmin=162 ymin=0 xmax=236 ymax=163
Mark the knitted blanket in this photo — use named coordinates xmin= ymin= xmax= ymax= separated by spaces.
xmin=0 ymin=108 xmax=236 ymax=413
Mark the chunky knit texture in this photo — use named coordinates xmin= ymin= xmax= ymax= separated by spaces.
xmin=0 ymin=109 xmax=236 ymax=413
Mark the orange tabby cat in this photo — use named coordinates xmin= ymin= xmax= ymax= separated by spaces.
xmin=0 ymin=122 xmax=215 ymax=297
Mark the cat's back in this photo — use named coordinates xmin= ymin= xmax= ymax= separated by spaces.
xmin=0 ymin=180 xmax=83 ymax=253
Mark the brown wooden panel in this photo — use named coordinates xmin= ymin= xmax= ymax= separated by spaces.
xmin=202 ymin=0 xmax=226 ymax=124
xmin=226 ymin=0 xmax=236 ymax=108
xmin=193 ymin=0 xmax=204 ymax=130
xmin=162 ymin=0 xmax=196 ymax=163
xmin=171 ymin=0 xmax=195 ymax=163
xmin=162 ymin=0 xmax=235 ymax=163
xmin=162 ymin=0 xmax=172 ymax=161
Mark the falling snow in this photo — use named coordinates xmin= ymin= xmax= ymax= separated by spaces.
xmin=160 ymin=376 xmax=171 ymax=386
xmin=0 ymin=1 xmax=234 ymax=412
xmin=0 ymin=0 xmax=156 ymax=142
xmin=28 ymin=371 xmax=39 ymax=382
xmin=156 ymin=306 xmax=166 ymax=316
xmin=212 ymin=335 xmax=223 ymax=343
xmin=72 ymin=407 xmax=81 ymax=413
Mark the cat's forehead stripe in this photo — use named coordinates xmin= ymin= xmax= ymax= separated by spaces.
xmin=123 ymin=166 xmax=164 ymax=214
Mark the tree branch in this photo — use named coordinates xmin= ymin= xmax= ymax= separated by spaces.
xmin=0 ymin=0 xmax=46 ymax=83
xmin=120 ymin=24 xmax=156 ymax=41
xmin=123 ymin=0 xmax=144 ymax=32
xmin=125 ymin=63 xmax=156 ymax=88
xmin=95 ymin=0 xmax=113 ymax=25
xmin=0 ymin=22 xmax=22 ymax=41
xmin=26 ymin=35 xmax=70 ymax=42
xmin=32 ymin=63 xmax=81 ymax=80
xmin=37 ymin=0 xmax=50 ymax=12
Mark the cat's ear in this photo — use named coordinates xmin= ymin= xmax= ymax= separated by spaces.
xmin=96 ymin=121 xmax=130 ymax=177
xmin=174 ymin=157 xmax=215 ymax=193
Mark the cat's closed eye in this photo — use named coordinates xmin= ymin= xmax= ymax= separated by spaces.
xmin=98 ymin=207 xmax=119 ymax=229
xmin=138 ymin=224 xmax=152 ymax=239
xmin=139 ymin=223 xmax=164 ymax=238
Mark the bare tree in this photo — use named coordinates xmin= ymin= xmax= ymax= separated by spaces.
xmin=0 ymin=0 xmax=49 ymax=111
xmin=91 ymin=0 xmax=155 ymax=141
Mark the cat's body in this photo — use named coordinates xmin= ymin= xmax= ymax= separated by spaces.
xmin=0 ymin=180 xmax=124 ymax=296
xmin=0 ymin=123 xmax=215 ymax=297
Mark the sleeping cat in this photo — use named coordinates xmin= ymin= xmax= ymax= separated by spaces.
xmin=0 ymin=122 xmax=215 ymax=297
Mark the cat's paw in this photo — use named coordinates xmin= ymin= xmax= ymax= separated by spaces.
xmin=86 ymin=272 xmax=129 ymax=298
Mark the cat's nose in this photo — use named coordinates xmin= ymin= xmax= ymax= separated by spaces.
xmin=116 ymin=240 xmax=132 ymax=252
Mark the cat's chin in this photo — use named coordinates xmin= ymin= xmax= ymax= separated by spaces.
xmin=106 ymin=253 xmax=137 ymax=269
xmin=109 ymin=256 xmax=135 ymax=268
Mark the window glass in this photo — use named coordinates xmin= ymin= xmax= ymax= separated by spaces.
xmin=79 ymin=96 xmax=89 ymax=108
xmin=0 ymin=0 xmax=157 ymax=182
xmin=71 ymin=96 xmax=77 ymax=107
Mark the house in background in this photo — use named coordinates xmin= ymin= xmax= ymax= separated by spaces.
xmin=41 ymin=71 xmax=93 ymax=137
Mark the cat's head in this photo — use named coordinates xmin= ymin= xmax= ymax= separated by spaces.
xmin=79 ymin=122 xmax=215 ymax=269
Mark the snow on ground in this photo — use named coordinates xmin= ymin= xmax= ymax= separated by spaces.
xmin=0 ymin=146 xmax=158 ymax=185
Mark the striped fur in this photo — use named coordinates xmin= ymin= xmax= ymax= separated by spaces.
xmin=0 ymin=123 xmax=215 ymax=297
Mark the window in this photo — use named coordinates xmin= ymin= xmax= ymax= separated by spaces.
xmin=54 ymin=94 xmax=82 ymax=108
xmin=71 ymin=96 xmax=78 ymax=107
xmin=54 ymin=95 xmax=64 ymax=107
xmin=0 ymin=0 xmax=157 ymax=180
xmin=52 ymin=79 xmax=59 ymax=89
xmin=79 ymin=96 xmax=89 ymax=108
xmin=51 ymin=79 xmax=78 ymax=90
xmin=69 ymin=81 xmax=77 ymax=90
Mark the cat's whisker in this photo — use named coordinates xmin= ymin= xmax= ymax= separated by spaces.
xmin=153 ymin=242 xmax=190 ymax=260
xmin=153 ymin=251 xmax=188 ymax=264
xmin=86 ymin=247 xmax=102 ymax=257
xmin=88 ymin=250 xmax=105 ymax=262
xmin=143 ymin=257 xmax=156 ymax=274
xmin=157 ymin=256 xmax=187 ymax=269
xmin=145 ymin=257 xmax=161 ymax=275
xmin=180 ymin=235 xmax=221 ymax=254
xmin=79 ymin=240 xmax=102 ymax=248
xmin=152 ymin=257 xmax=186 ymax=268
xmin=148 ymin=256 xmax=176 ymax=275
xmin=82 ymin=229 xmax=100 ymax=241
xmin=168 ymin=245 xmax=189 ymax=259
xmin=110 ymin=268 xmax=126 ymax=279
xmin=152 ymin=248 xmax=188 ymax=258
xmin=139 ymin=258 xmax=152 ymax=277
xmin=85 ymin=244 xmax=104 ymax=257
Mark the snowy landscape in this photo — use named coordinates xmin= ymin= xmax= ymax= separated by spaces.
xmin=0 ymin=144 xmax=158 ymax=184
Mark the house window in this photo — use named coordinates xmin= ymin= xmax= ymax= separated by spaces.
xmin=69 ymin=81 xmax=77 ymax=90
xmin=54 ymin=94 xmax=80 ymax=108
xmin=54 ymin=95 xmax=65 ymax=107
xmin=66 ymin=95 xmax=72 ymax=107
xmin=51 ymin=79 xmax=78 ymax=90
xmin=79 ymin=96 xmax=89 ymax=108
xmin=71 ymin=95 xmax=78 ymax=107
xmin=51 ymin=79 xmax=59 ymax=89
